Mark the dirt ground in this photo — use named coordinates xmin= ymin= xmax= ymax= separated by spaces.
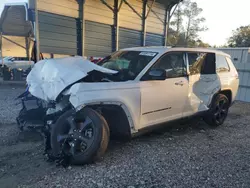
xmin=0 ymin=85 xmax=250 ymax=188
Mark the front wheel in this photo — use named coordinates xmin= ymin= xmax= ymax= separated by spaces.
xmin=204 ymin=94 xmax=230 ymax=127
xmin=50 ymin=108 xmax=109 ymax=165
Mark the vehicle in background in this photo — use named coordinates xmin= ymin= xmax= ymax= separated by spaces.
xmin=1 ymin=56 xmax=34 ymax=81
xmin=1 ymin=56 xmax=34 ymax=69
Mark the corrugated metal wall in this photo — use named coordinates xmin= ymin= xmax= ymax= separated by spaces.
xmin=29 ymin=0 xmax=170 ymax=57
xmin=145 ymin=33 xmax=164 ymax=46
xmin=29 ymin=0 xmax=81 ymax=56
xmin=85 ymin=21 xmax=113 ymax=57
xmin=84 ymin=0 xmax=166 ymax=55
xmin=146 ymin=0 xmax=165 ymax=35
xmin=119 ymin=28 xmax=141 ymax=49
xmin=36 ymin=0 xmax=79 ymax=18
xmin=84 ymin=0 xmax=113 ymax=57
xmin=85 ymin=0 xmax=114 ymax=25
xmin=38 ymin=11 xmax=81 ymax=55
xmin=219 ymin=48 xmax=250 ymax=102
xmin=119 ymin=0 xmax=143 ymax=31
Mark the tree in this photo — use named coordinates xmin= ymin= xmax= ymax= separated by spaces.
xmin=183 ymin=0 xmax=207 ymax=44
xmin=168 ymin=0 xmax=208 ymax=47
xmin=170 ymin=4 xmax=184 ymax=34
xmin=228 ymin=25 xmax=250 ymax=47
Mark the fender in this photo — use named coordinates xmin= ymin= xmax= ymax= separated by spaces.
xmin=75 ymin=101 xmax=138 ymax=134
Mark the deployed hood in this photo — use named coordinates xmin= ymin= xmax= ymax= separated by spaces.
xmin=26 ymin=57 xmax=117 ymax=101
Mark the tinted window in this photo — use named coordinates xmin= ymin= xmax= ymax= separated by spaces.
xmin=152 ymin=52 xmax=186 ymax=78
xmin=187 ymin=52 xmax=216 ymax=75
xmin=216 ymin=55 xmax=230 ymax=72
xmin=188 ymin=52 xmax=207 ymax=75
xmin=98 ymin=51 xmax=158 ymax=80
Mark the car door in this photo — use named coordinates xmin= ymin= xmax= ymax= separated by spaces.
xmin=182 ymin=52 xmax=221 ymax=117
xmin=139 ymin=51 xmax=189 ymax=129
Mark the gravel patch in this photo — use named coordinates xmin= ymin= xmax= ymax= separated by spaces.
xmin=0 ymin=86 xmax=250 ymax=188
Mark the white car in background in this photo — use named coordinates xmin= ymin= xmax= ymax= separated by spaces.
xmin=1 ymin=56 xmax=34 ymax=70
xmin=21 ymin=47 xmax=239 ymax=165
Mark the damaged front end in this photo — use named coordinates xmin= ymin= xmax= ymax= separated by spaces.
xmin=16 ymin=57 xmax=118 ymax=166
xmin=16 ymin=86 xmax=47 ymax=131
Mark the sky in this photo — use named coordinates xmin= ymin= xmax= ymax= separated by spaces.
xmin=0 ymin=0 xmax=249 ymax=46
xmin=193 ymin=0 xmax=250 ymax=46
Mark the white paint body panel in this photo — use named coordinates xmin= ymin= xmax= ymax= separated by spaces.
xmin=68 ymin=81 xmax=141 ymax=131
xmin=183 ymin=74 xmax=221 ymax=117
xmin=140 ymin=77 xmax=188 ymax=129
xmin=27 ymin=47 xmax=239 ymax=134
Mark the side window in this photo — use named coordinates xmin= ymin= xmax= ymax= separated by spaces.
xmin=187 ymin=52 xmax=216 ymax=75
xmin=187 ymin=52 xmax=206 ymax=75
xmin=216 ymin=55 xmax=230 ymax=73
xmin=152 ymin=52 xmax=186 ymax=78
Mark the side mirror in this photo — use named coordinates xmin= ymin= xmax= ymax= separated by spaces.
xmin=148 ymin=68 xmax=166 ymax=80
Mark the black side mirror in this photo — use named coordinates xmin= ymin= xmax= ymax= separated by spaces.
xmin=148 ymin=68 xmax=166 ymax=80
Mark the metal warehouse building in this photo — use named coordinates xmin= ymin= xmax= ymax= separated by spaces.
xmin=0 ymin=0 xmax=181 ymax=60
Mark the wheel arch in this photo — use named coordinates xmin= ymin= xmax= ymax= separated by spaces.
xmin=78 ymin=101 xmax=137 ymax=139
xmin=209 ymin=89 xmax=233 ymax=108
xmin=220 ymin=89 xmax=232 ymax=105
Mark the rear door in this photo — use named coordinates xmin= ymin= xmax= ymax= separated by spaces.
xmin=183 ymin=52 xmax=221 ymax=117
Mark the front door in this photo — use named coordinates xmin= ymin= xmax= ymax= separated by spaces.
xmin=140 ymin=52 xmax=189 ymax=129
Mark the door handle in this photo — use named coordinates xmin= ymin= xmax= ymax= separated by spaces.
xmin=175 ymin=81 xmax=184 ymax=86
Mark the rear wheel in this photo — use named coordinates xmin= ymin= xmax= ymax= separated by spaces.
xmin=51 ymin=108 xmax=109 ymax=165
xmin=204 ymin=94 xmax=229 ymax=127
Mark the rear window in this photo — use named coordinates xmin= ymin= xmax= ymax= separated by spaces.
xmin=187 ymin=52 xmax=216 ymax=75
xmin=216 ymin=55 xmax=230 ymax=73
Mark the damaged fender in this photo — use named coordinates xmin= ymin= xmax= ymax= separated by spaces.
xmin=66 ymin=82 xmax=141 ymax=133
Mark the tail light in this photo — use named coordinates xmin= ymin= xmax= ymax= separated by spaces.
xmin=232 ymin=68 xmax=239 ymax=79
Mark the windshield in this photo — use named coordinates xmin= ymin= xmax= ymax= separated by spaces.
xmin=98 ymin=51 xmax=158 ymax=80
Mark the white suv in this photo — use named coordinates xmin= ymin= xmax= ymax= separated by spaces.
xmin=24 ymin=47 xmax=239 ymax=165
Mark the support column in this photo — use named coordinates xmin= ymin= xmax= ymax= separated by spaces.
xmin=164 ymin=8 xmax=170 ymax=46
xmin=81 ymin=0 xmax=85 ymax=56
xmin=25 ymin=37 xmax=30 ymax=59
xmin=0 ymin=32 xmax=3 ymax=67
xmin=142 ymin=0 xmax=147 ymax=46
xmin=34 ymin=0 xmax=40 ymax=61
xmin=114 ymin=0 xmax=119 ymax=51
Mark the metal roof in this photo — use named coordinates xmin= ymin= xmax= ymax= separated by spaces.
xmin=0 ymin=3 xmax=33 ymax=37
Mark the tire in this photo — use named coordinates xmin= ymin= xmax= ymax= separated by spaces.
xmin=16 ymin=108 xmax=26 ymax=131
xmin=204 ymin=94 xmax=229 ymax=127
xmin=51 ymin=108 xmax=109 ymax=165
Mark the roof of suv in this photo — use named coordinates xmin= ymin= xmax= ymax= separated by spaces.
xmin=121 ymin=46 xmax=230 ymax=57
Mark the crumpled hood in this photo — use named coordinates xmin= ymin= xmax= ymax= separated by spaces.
xmin=26 ymin=57 xmax=117 ymax=101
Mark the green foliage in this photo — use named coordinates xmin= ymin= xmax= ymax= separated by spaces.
xmin=228 ymin=25 xmax=250 ymax=47
xmin=168 ymin=0 xmax=208 ymax=47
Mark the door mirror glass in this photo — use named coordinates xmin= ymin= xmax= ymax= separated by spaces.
xmin=148 ymin=68 xmax=166 ymax=80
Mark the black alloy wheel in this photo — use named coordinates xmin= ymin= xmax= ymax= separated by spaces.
xmin=51 ymin=108 xmax=109 ymax=165
xmin=56 ymin=115 xmax=95 ymax=157
xmin=204 ymin=94 xmax=229 ymax=127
